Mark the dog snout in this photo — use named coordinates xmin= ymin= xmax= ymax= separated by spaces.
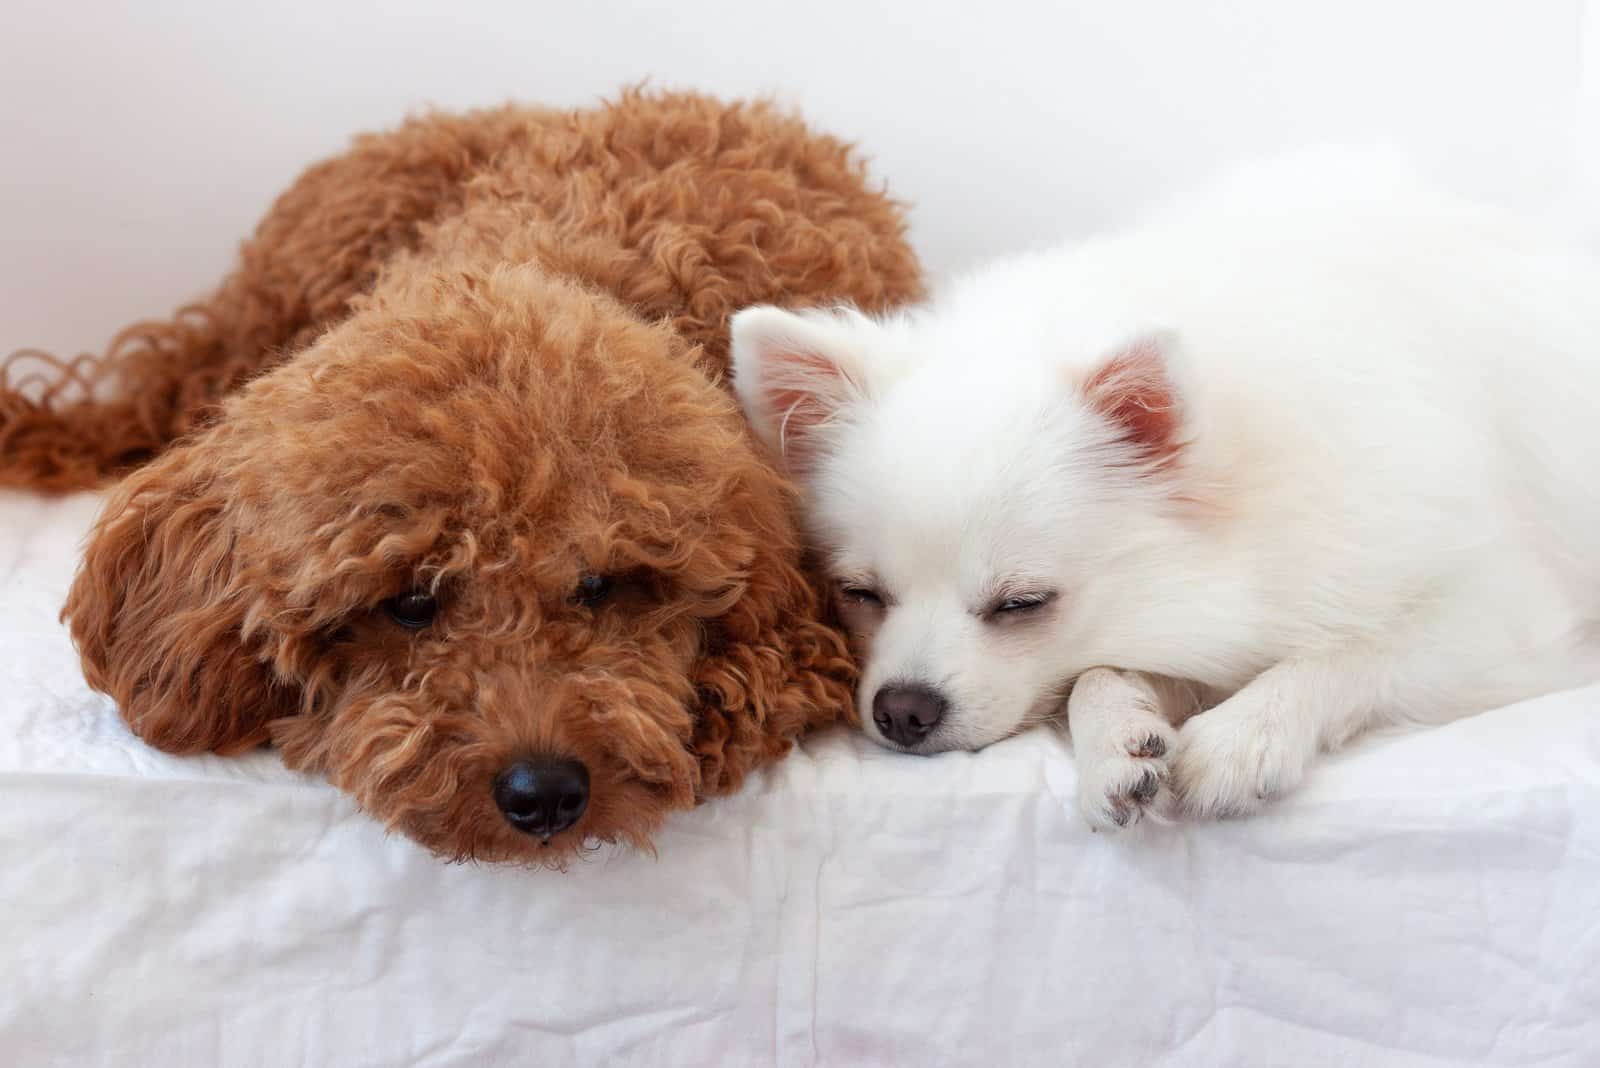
xmin=493 ymin=757 xmax=590 ymax=838
xmin=872 ymin=684 xmax=947 ymax=748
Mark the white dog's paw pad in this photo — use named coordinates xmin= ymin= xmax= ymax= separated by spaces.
xmin=1079 ymin=732 xmax=1175 ymax=832
xmin=1129 ymin=732 xmax=1168 ymax=759
xmin=1084 ymin=757 xmax=1170 ymax=830
xmin=1129 ymin=766 xmax=1161 ymax=802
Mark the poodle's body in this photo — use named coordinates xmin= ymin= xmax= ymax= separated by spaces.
xmin=0 ymin=92 xmax=922 ymax=863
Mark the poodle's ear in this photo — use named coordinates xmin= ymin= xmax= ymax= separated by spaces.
xmin=730 ymin=306 xmax=876 ymax=476
xmin=64 ymin=442 xmax=298 ymax=755
xmin=686 ymin=466 xmax=855 ymax=797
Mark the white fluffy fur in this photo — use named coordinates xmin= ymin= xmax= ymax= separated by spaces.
xmin=732 ymin=149 xmax=1600 ymax=824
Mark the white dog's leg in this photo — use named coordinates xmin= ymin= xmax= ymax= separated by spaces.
xmin=1172 ymin=566 xmax=1600 ymax=820
xmin=1066 ymin=668 xmax=1191 ymax=830
xmin=1171 ymin=652 xmax=1398 ymax=818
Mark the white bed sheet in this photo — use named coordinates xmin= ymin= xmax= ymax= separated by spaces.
xmin=3 ymin=488 xmax=1598 ymax=1067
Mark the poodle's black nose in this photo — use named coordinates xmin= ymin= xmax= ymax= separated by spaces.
xmin=494 ymin=758 xmax=590 ymax=837
xmin=872 ymin=685 xmax=947 ymax=748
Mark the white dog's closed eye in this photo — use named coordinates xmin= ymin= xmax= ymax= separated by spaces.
xmin=735 ymin=147 xmax=1600 ymax=827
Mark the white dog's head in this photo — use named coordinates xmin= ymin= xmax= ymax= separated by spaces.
xmin=731 ymin=296 xmax=1196 ymax=753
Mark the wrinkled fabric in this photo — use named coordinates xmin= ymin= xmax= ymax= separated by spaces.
xmin=3 ymin=489 xmax=1597 ymax=1067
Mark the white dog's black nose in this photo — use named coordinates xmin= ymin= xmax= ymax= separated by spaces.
xmin=872 ymin=685 xmax=947 ymax=747
xmin=494 ymin=758 xmax=589 ymax=837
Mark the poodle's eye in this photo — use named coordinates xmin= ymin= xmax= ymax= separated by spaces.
xmin=839 ymin=583 xmax=884 ymax=607
xmin=384 ymin=591 xmax=438 ymax=629
xmin=989 ymin=591 xmax=1057 ymax=619
xmin=572 ymin=574 xmax=614 ymax=607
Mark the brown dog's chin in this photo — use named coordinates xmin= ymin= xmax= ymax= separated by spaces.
xmin=263 ymin=639 xmax=708 ymax=866
xmin=390 ymin=779 xmax=676 ymax=869
xmin=269 ymin=704 xmax=687 ymax=866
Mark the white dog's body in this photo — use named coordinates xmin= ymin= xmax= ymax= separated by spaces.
xmin=733 ymin=150 xmax=1600 ymax=826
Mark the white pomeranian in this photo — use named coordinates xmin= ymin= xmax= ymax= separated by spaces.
xmin=731 ymin=149 xmax=1600 ymax=829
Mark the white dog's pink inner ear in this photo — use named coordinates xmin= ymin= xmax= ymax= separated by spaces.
xmin=1081 ymin=336 xmax=1184 ymax=468
xmin=764 ymin=349 xmax=856 ymax=471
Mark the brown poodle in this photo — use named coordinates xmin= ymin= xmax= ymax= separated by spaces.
xmin=0 ymin=90 xmax=922 ymax=864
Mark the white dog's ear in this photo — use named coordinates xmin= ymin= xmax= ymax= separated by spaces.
xmin=1076 ymin=331 xmax=1187 ymax=469
xmin=730 ymin=306 xmax=873 ymax=474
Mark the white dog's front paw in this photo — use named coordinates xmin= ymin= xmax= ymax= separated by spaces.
xmin=1077 ymin=722 xmax=1177 ymax=830
xmin=1172 ymin=695 xmax=1310 ymax=819
xmin=1067 ymin=667 xmax=1180 ymax=831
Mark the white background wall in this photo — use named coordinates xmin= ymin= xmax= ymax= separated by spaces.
xmin=2 ymin=1 xmax=1595 ymax=357
xmin=1581 ymin=0 xmax=1600 ymax=225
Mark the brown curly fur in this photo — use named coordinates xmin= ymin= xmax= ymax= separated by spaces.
xmin=0 ymin=91 xmax=923 ymax=865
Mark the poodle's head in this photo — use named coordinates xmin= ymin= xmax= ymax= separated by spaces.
xmin=65 ymin=265 xmax=852 ymax=865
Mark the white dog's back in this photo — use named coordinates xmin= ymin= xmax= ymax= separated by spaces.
xmin=933 ymin=150 xmax=1600 ymax=667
